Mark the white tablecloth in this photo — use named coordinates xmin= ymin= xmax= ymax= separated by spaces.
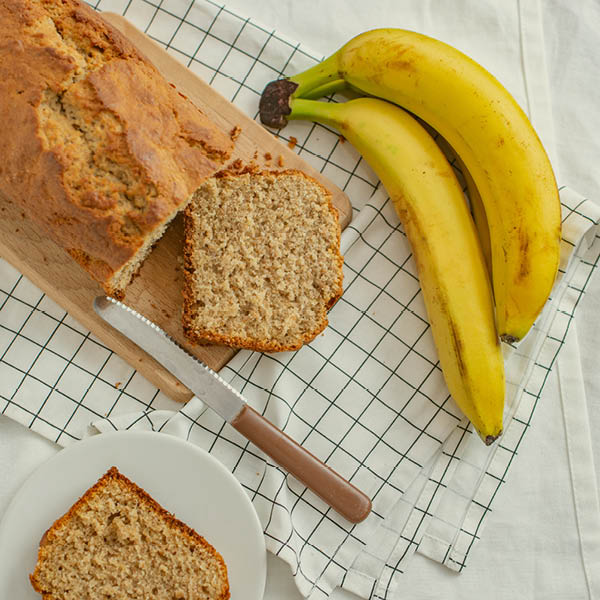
xmin=2 ymin=0 xmax=599 ymax=598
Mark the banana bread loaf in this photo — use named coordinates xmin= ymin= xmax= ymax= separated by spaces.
xmin=30 ymin=467 xmax=230 ymax=600
xmin=182 ymin=169 xmax=344 ymax=352
xmin=0 ymin=0 xmax=233 ymax=298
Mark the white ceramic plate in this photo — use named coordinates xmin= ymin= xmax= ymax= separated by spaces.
xmin=0 ymin=431 xmax=266 ymax=599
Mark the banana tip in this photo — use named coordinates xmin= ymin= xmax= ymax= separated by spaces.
xmin=484 ymin=432 xmax=502 ymax=446
xmin=259 ymin=79 xmax=298 ymax=128
xmin=500 ymin=333 xmax=520 ymax=344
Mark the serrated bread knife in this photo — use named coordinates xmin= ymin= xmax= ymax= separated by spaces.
xmin=94 ymin=296 xmax=372 ymax=523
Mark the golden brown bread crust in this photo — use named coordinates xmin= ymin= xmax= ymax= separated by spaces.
xmin=0 ymin=0 xmax=233 ymax=297
xmin=182 ymin=168 xmax=344 ymax=353
xmin=30 ymin=466 xmax=230 ymax=600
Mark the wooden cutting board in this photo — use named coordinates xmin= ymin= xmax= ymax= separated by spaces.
xmin=0 ymin=14 xmax=352 ymax=403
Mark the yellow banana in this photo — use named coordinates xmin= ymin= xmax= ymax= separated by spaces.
xmin=287 ymin=97 xmax=504 ymax=444
xmin=418 ymin=127 xmax=494 ymax=279
xmin=460 ymin=158 xmax=493 ymax=279
xmin=260 ymin=29 xmax=561 ymax=343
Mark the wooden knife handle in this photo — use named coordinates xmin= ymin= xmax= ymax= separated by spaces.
xmin=231 ymin=404 xmax=372 ymax=523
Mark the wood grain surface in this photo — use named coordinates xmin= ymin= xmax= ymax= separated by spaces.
xmin=0 ymin=13 xmax=352 ymax=403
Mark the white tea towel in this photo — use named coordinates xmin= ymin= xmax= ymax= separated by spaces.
xmin=84 ymin=185 xmax=600 ymax=599
xmin=1 ymin=1 xmax=599 ymax=599
xmin=556 ymin=324 xmax=600 ymax=597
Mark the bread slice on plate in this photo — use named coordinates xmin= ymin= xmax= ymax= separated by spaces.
xmin=182 ymin=169 xmax=344 ymax=352
xmin=30 ymin=467 xmax=229 ymax=600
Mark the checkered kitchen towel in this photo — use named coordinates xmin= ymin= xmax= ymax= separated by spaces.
xmin=1 ymin=1 xmax=599 ymax=599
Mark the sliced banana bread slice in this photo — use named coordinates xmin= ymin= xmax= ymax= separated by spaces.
xmin=30 ymin=467 xmax=229 ymax=600
xmin=183 ymin=170 xmax=344 ymax=352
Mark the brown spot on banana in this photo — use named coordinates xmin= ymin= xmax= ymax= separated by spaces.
xmin=448 ymin=317 xmax=467 ymax=379
xmin=516 ymin=230 xmax=530 ymax=282
xmin=386 ymin=58 xmax=417 ymax=74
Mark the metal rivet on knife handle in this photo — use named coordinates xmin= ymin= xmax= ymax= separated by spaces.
xmin=231 ymin=404 xmax=372 ymax=524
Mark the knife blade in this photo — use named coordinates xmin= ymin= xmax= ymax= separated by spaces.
xmin=93 ymin=296 xmax=372 ymax=524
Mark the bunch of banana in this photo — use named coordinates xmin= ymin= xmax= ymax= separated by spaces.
xmin=260 ymin=28 xmax=562 ymax=344
xmin=258 ymin=29 xmax=562 ymax=444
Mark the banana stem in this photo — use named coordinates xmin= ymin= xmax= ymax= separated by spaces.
xmin=288 ymin=98 xmax=346 ymax=129
xmin=301 ymin=79 xmax=348 ymax=100
xmin=288 ymin=53 xmax=341 ymax=98
xmin=259 ymin=55 xmax=342 ymax=128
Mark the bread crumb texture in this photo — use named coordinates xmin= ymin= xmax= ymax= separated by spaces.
xmin=30 ymin=467 xmax=229 ymax=600
xmin=0 ymin=0 xmax=232 ymax=296
xmin=183 ymin=170 xmax=343 ymax=352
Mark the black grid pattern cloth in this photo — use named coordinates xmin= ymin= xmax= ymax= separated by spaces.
xmin=1 ymin=2 xmax=599 ymax=599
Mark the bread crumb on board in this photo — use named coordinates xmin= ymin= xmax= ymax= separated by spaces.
xmin=288 ymin=136 xmax=298 ymax=149
xmin=277 ymin=155 xmax=284 ymax=167
xmin=227 ymin=158 xmax=244 ymax=172
xmin=264 ymin=152 xmax=272 ymax=162
xmin=229 ymin=125 xmax=242 ymax=141
xmin=223 ymin=158 xmax=261 ymax=175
